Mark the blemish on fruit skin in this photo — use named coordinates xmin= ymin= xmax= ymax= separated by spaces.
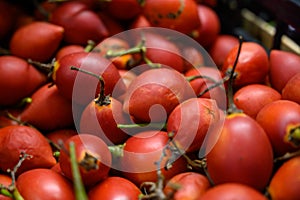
xmin=52 ymin=61 xmax=59 ymax=81
xmin=284 ymin=124 xmax=300 ymax=147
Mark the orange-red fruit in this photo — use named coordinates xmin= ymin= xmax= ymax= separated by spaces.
xmin=163 ymin=172 xmax=211 ymax=199
xmin=142 ymin=0 xmax=201 ymax=34
xmin=9 ymin=21 xmax=64 ymax=62
xmin=256 ymin=100 xmax=300 ymax=156
xmin=79 ymin=97 xmax=129 ymax=145
xmin=222 ymin=42 xmax=269 ymax=88
xmin=206 ymin=113 xmax=274 ymax=191
xmin=193 ymin=4 xmax=221 ymax=48
xmin=49 ymin=1 xmax=108 ymax=45
xmin=0 ymin=56 xmax=47 ymax=106
xmin=119 ymin=130 xmax=188 ymax=186
xmin=0 ymin=125 xmax=56 ymax=175
xmin=268 ymin=156 xmax=300 ymax=200
xmin=269 ymin=50 xmax=300 ymax=92
xmin=59 ymin=134 xmax=112 ymax=187
xmin=88 ymin=176 xmax=142 ymax=200
xmin=123 ymin=68 xmax=195 ymax=122
xmin=20 ymin=84 xmax=74 ymax=131
xmin=282 ymin=72 xmax=300 ymax=104
xmin=209 ymin=34 xmax=239 ymax=68
xmin=16 ymin=168 xmax=75 ymax=200
xmin=200 ymin=183 xmax=267 ymax=200
xmin=234 ymin=84 xmax=281 ymax=119
xmin=167 ymin=98 xmax=222 ymax=153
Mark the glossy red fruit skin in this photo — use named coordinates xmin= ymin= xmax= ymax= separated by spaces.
xmin=59 ymin=134 xmax=112 ymax=187
xmin=222 ymin=42 xmax=269 ymax=89
xmin=105 ymin=0 xmax=142 ymax=20
xmin=256 ymin=100 xmax=300 ymax=156
xmin=185 ymin=67 xmax=227 ymax=110
xmin=167 ymin=98 xmax=222 ymax=153
xmin=49 ymin=1 xmax=108 ymax=45
xmin=119 ymin=130 xmax=188 ymax=187
xmin=129 ymin=14 xmax=151 ymax=29
xmin=46 ymin=129 xmax=77 ymax=146
xmin=200 ymin=183 xmax=267 ymax=200
xmin=180 ymin=45 xmax=204 ymax=71
xmin=20 ymin=84 xmax=74 ymax=131
xmin=0 ymin=56 xmax=47 ymax=106
xmin=268 ymin=156 xmax=300 ymax=200
xmin=206 ymin=113 xmax=274 ymax=191
xmin=269 ymin=50 xmax=300 ymax=92
xmin=123 ymin=68 xmax=195 ymax=123
xmin=209 ymin=34 xmax=239 ymax=68
xmin=282 ymin=72 xmax=300 ymax=104
xmin=55 ymin=44 xmax=85 ymax=60
xmin=79 ymin=97 xmax=129 ymax=145
xmin=0 ymin=125 xmax=56 ymax=175
xmin=163 ymin=172 xmax=211 ymax=200
xmin=234 ymin=84 xmax=282 ymax=119
xmin=193 ymin=4 xmax=221 ymax=48
xmin=53 ymin=51 xmax=126 ymax=106
xmin=9 ymin=21 xmax=64 ymax=62
xmin=142 ymin=32 xmax=185 ymax=73
xmin=0 ymin=173 xmax=13 ymax=200
xmin=16 ymin=168 xmax=75 ymax=200
xmin=88 ymin=176 xmax=142 ymax=200
xmin=141 ymin=0 xmax=201 ymax=34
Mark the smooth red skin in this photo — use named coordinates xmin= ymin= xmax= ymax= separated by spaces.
xmin=59 ymin=134 xmax=112 ymax=187
xmin=193 ymin=4 xmax=221 ymax=48
xmin=256 ymin=100 xmax=300 ymax=156
xmin=123 ymin=68 xmax=195 ymax=122
xmin=269 ymin=50 xmax=300 ymax=92
xmin=53 ymin=51 xmax=126 ymax=106
xmin=234 ymin=84 xmax=282 ymax=119
xmin=120 ymin=131 xmax=188 ymax=187
xmin=167 ymin=98 xmax=222 ymax=153
xmin=55 ymin=44 xmax=85 ymax=60
xmin=105 ymin=0 xmax=142 ymax=20
xmin=268 ymin=156 xmax=300 ymax=200
xmin=180 ymin=46 xmax=205 ymax=71
xmin=185 ymin=67 xmax=227 ymax=110
xmin=200 ymin=183 xmax=267 ymax=200
xmin=142 ymin=0 xmax=200 ymax=34
xmin=222 ymin=42 xmax=269 ymax=89
xmin=0 ymin=125 xmax=56 ymax=175
xmin=9 ymin=21 xmax=64 ymax=62
xmin=79 ymin=97 xmax=129 ymax=145
xmin=129 ymin=14 xmax=152 ymax=29
xmin=163 ymin=172 xmax=211 ymax=200
xmin=97 ymin=12 xmax=124 ymax=36
xmin=118 ymin=69 xmax=137 ymax=89
xmin=143 ymin=32 xmax=185 ymax=73
xmin=0 ymin=174 xmax=13 ymax=200
xmin=0 ymin=56 xmax=47 ymax=106
xmin=46 ymin=129 xmax=77 ymax=145
xmin=49 ymin=1 xmax=108 ymax=45
xmin=88 ymin=176 xmax=142 ymax=200
xmin=209 ymin=34 xmax=239 ymax=68
xmin=20 ymin=84 xmax=74 ymax=131
xmin=34 ymin=1 xmax=58 ymax=20
xmin=16 ymin=169 xmax=75 ymax=200
xmin=282 ymin=72 xmax=300 ymax=104
xmin=206 ymin=113 xmax=274 ymax=191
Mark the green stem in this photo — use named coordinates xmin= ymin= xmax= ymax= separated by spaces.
xmin=84 ymin=40 xmax=96 ymax=53
xmin=69 ymin=142 xmax=88 ymax=200
xmin=108 ymin=144 xmax=125 ymax=158
xmin=12 ymin=188 xmax=24 ymax=200
xmin=117 ymin=123 xmax=167 ymax=129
